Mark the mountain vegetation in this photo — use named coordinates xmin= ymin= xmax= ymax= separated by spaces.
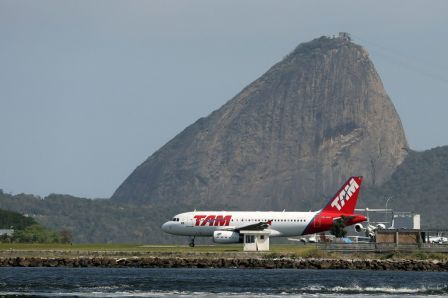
xmin=362 ymin=146 xmax=448 ymax=228
xmin=0 ymin=207 xmax=37 ymax=230
xmin=0 ymin=205 xmax=70 ymax=243
xmin=0 ymin=191 xmax=189 ymax=243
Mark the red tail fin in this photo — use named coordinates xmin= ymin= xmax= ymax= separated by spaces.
xmin=322 ymin=176 xmax=363 ymax=214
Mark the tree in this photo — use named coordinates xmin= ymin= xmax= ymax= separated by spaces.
xmin=330 ymin=218 xmax=347 ymax=238
xmin=0 ymin=209 xmax=37 ymax=230
xmin=12 ymin=224 xmax=60 ymax=243
xmin=59 ymin=229 xmax=73 ymax=244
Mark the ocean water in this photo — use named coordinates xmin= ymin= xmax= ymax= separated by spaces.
xmin=0 ymin=267 xmax=447 ymax=297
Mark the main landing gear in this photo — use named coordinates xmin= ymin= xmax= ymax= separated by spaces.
xmin=189 ymin=236 xmax=195 ymax=247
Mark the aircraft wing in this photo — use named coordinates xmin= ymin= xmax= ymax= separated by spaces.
xmin=215 ymin=220 xmax=272 ymax=232
xmin=236 ymin=220 xmax=272 ymax=231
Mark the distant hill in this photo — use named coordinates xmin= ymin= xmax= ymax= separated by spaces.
xmin=111 ymin=35 xmax=408 ymax=211
xmin=0 ymin=204 xmax=67 ymax=243
xmin=362 ymin=146 xmax=448 ymax=228
xmin=0 ymin=207 xmax=37 ymax=230
xmin=0 ymin=192 xmax=186 ymax=243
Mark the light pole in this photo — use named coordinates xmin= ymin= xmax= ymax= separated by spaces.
xmin=385 ymin=196 xmax=392 ymax=228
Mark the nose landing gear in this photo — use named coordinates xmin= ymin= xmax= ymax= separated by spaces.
xmin=189 ymin=236 xmax=195 ymax=247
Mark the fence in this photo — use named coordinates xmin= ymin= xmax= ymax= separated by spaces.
xmin=317 ymin=242 xmax=448 ymax=253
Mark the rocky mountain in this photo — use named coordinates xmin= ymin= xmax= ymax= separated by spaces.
xmin=111 ymin=36 xmax=408 ymax=211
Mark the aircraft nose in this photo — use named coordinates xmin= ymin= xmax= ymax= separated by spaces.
xmin=161 ymin=222 xmax=171 ymax=233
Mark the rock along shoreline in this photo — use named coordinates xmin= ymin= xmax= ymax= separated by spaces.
xmin=1 ymin=256 xmax=447 ymax=271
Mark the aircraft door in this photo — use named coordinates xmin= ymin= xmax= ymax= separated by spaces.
xmin=184 ymin=216 xmax=194 ymax=227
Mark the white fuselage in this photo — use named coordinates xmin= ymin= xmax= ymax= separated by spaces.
xmin=161 ymin=211 xmax=319 ymax=237
xmin=161 ymin=177 xmax=368 ymax=244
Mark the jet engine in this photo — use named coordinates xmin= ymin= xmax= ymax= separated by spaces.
xmin=354 ymin=223 xmax=364 ymax=233
xmin=212 ymin=231 xmax=243 ymax=244
xmin=355 ymin=223 xmax=388 ymax=239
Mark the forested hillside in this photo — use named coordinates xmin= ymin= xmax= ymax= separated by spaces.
xmin=0 ymin=191 xmax=194 ymax=243
xmin=362 ymin=146 xmax=448 ymax=228
xmin=0 ymin=204 xmax=69 ymax=243
xmin=0 ymin=208 xmax=37 ymax=229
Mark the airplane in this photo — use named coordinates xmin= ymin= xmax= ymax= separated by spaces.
xmin=428 ymin=234 xmax=448 ymax=244
xmin=161 ymin=176 xmax=367 ymax=247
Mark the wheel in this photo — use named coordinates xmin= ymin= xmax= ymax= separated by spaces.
xmin=189 ymin=242 xmax=195 ymax=247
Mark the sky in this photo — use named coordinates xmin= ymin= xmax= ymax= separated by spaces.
xmin=0 ymin=1 xmax=447 ymax=198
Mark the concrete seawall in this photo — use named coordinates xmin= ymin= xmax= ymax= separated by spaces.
xmin=1 ymin=256 xmax=447 ymax=271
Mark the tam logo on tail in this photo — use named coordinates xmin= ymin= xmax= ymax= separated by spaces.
xmin=323 ymin=176 xmax=363 ymax=214
xmin=330 ymin=178 xmax=359 ymax=210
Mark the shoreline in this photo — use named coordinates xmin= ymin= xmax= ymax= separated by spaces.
xmin=1 ymin=244 xmax=446 ymax=271
xmin=1 ymin=256 xmax=447 ymax=271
